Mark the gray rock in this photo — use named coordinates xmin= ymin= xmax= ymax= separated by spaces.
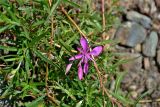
xmin=136 ymin=0 xmax=157 ymax=15
xmin=157 ymin=50 xmax=160 ymax=66
xmin=131 ymin=91 xmax=138 ymax=99
xmin=142 ymin=31 xmax=158 ymax=57
xmin=150 ymin=0 xmax=157 ymax=15
xmin=126 ymin=11 xmax=152 ymax=28
xmin=143 ymin=57 xmax=150 ymax=70
xmin=146 ymin=77 xmax=157 ymax=93
xmin=115 ymin=22 xmax=146 ymax=47
xmin=120 ymin=53 xmax=143 ymax=91
xmin=134 ymin=44 xmax=141 ymax=52
xmin=119 ymin=53 xmax=142 ymax=72
xmin=151 ymin=90 xmax=160 ymax=99
xmin=153 ymin=12 xmax=160 ymax=21
xmin=146 ymin=70 xmax=160 ymax=94
xmin=155 ymin=0 xmax=160 ymax=9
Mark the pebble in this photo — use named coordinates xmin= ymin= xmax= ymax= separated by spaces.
xmin=157 ymin=50 xmax=160 ymax=66
xmin=115 ymin=22 xmax=146 ymax=47
xmin=150 ymin=0 xmax=157 ymax=15
xmin=151 ymin=90 xmax=160 ymax=99
xmin=129 ymin=85 xmax=137 ymax=91
xmin=143 ymin=57 xmax=150 ymax=70
xmin=142 ymin=31 xmax=158 ymax=57
xmin=134 ymin=44 xmax=141 ymax=52
xmin=146 ymin=77 xmax=157 ymax=93
xmin=137 ymin=0 xmax=157 ymax=15
xmin=155 ymin=0 xmax=160 ymax=9
xmin=131 ymin=91 xmax=138 ymax=99
xmin=119 ymin=53 xmax=142 ymax=72
xmin=153 ymin=12 xmax=160 ymax=21
xmin=126 ymin=11 xmax=152 ymax=28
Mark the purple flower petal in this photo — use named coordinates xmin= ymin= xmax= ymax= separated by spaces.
xmin=77 ymin=47 xmax=83 ymax=53
xmin=83 ymin=63 xmax=89 ymax=74
xmin=90 ymin=46 xmax=103 ymax=56
xmin=69 ymin=54 xmax=83 ymax=61
xmin=80 ymin=36 xmax=88 ymax=52
xmin=86 ymin=53 xmax=92 ymax=61
xmin=84 ymin=56 xmax=88 ymax=63
xmin=65 ymin=63 xmax=72 ymax=75
xmin=78 ymin=64 xmax=83 ymax=80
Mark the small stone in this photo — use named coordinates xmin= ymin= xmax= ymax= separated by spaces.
xmin=126 ymin=11 xmax=152 ymax=28
xmin=129 ymin=85 xmax=137 ymax=91
xmin=137 ymin=87 xmax=145 ymax=94
xmin=151 ymin=102 xmax=159 ymax=107
xmin=119 ymin=53 xmax=142 ymax=72
xmin=155 ymin=0 xmax=160 ymax=9
xmin=115 ymin=22 xmax=146 ymax=47
xmin=119 ymin=0 xmax=135 ymax=10
xmin=154 ymin=12 xmax=160 ymax=21
xmin=143 ymin=57 xmax=150 ymax=70
xmin=150 ymin=0 xmax=157 ymax=15
xmin=151 ymin=90 xmax=160 ymax=99
xmin=131 ymin=91 xmax=138 ymax=99
xmin=137 ymin=0 xmax=150 ymax=14
xmin=146 ymin=77 xmax=156 ymax=93
xmin=153 ymin=21 xmax=160 ymax=34
xmin=134 ymin=44 xmax=141 ymax=52
xmin=142 ymin=31 xmax=158 ymax=57
xmin=137 ymin=0 xmax=157 ymax=15
xmin=157 ymin=50 xmax=160 ymax=66
xmin=141 ymin=103 xmax=151 ymax=107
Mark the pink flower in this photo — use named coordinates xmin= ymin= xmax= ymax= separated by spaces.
xmin=66 ymin=36 xmax=103 ymax=80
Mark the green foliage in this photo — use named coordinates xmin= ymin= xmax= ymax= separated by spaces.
xmin=0 ymin=0 xmax=130 ymax=106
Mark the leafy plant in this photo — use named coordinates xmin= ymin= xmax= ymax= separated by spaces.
xmin=0 ymin=0 xmax=130 ymax=106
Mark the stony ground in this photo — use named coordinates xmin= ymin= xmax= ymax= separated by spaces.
xmin=115 ymin=0 xmax=160 ymax=107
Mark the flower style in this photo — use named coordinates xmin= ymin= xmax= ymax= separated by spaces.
xmin=66 ymin=36 xmax=103 ymax=80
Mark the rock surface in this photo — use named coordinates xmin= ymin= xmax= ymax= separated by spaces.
xmin=155 ymin=0 xmax=160 ymax=9
xmin=135 ymin=0 xmax=157 ymax=15
xmin=126 ymin=11 xmax=152 ymax=28
xmin=142 ymin=31 xmax=158 ymax=57
xmin=119 ymin=53 xmax=142 ymax=72
xmin=157 ymin=50 xmax=160 ymax=66
xmin=115 ymin=22 xmax=146 ymax=47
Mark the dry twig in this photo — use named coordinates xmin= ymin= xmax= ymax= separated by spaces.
xmin=45 ymin=0 xmax=59 ymax=105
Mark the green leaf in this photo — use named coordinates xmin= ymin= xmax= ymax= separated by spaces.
xmin=59 ymin=39 xmax=72 ymax=53
xmin=109 ymin=90 xmax=133 ymax=106
xmin=55 ymin=82 xmax=76 ymax=101
xmin=4 ymin=57 xmax=22 ymax=62
xmin=76 ymin=100 xmax=83 ymax=107
xmin=5 ymin=7 xmax=20 ymax=25
xmin=46 ymin=0 xmax=61 ymax=23
xmin=25 ymin=95 xmax=45 ymax=107
xmin=32 ymin=20 xmax=45 ymax=27
xmin=34 ymin=49 xmax=60 ymax=69
xmin=62 ymin=0 xmax=81 ymax=8
xmin=114 ymin=72 xmax=126 ymax=93
xmin=134 ymin=91 xmax=150 ymax=106
xmin=1 ymin=85 xmax=13 ymax=98
xmin=25 ymin=49 xmax=31 ymax=72
xmin=29 ymin=27 xmax=49 ymax=47
xmin=0 ymin=25 xmax=10 ymax=33
xmin=0 ymin=45 xmax=18 ymax=51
